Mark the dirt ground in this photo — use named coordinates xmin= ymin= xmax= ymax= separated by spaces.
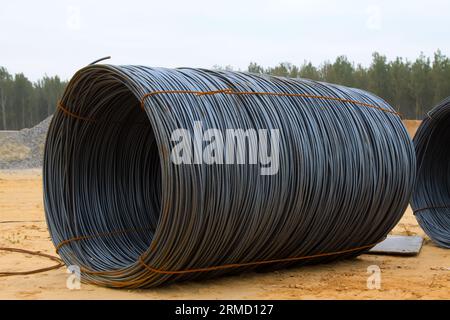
xmin=0 ymin=120 xmax=448 ymax=300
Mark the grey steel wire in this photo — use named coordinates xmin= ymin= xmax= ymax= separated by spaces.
xmin=411 ymin=96 xmax=450 ymax=248
xmin=43 ymin=65 xmax=415 ymax=288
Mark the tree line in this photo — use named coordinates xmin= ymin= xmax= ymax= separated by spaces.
xmin=0 ymin=67 xmax=66 ymax=130
xmin=1 ymin=50 xmax=449 ymax=130
xmin=229 ymin=50 xmax=450 ymax=120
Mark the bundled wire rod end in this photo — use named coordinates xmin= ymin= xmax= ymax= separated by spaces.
xmin=412 ymin=96 xmax=450 ymax=248
xmin=44 ymin=65 xmax=415 ymax=288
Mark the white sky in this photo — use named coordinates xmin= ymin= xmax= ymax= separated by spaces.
xmin=1 ymin=0 xmax=449 ymax=81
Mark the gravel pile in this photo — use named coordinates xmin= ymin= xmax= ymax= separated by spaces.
xmin=0 ymin=116 xmax=52 ymax=169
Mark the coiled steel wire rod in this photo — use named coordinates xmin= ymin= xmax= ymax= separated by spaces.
xmin=412 ymin=97 xmax=450 ymax=248
xmin=44 ymin=65 xmax=415 ymax=288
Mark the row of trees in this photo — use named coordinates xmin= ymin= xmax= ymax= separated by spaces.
xmin=245 ymin=50 xmax=449 ymax=119
xmin=1 ymin=50 xmax=449 ymax=130
xmin=0 ymin=68 xmax=66 ymax=130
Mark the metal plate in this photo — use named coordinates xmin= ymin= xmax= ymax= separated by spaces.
xmin=367 ymin=235 xmax=424 ymax=256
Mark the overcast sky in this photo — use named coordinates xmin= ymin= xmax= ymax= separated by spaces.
xmin=1 ymin=0 xmax=449 ymax=81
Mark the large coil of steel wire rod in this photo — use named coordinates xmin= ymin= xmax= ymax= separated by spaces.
xmin=44 ymin=65 xmax=415 ymax=288
xmin=411 ymin=96 xmax=450 ymax=248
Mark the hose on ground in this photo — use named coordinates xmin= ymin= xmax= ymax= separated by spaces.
xmin=0 ymin=247 xmax=63 ymax=277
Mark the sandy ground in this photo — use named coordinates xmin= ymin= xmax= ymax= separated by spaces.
xmin=0 ymin=120 xmax=449 ymax=300
xmin=403 ymin=120 xmax=422 ymax=139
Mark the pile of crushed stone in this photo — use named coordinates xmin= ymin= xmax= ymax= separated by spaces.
xmin=0 ymin=116 xmax=52 ymax=169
